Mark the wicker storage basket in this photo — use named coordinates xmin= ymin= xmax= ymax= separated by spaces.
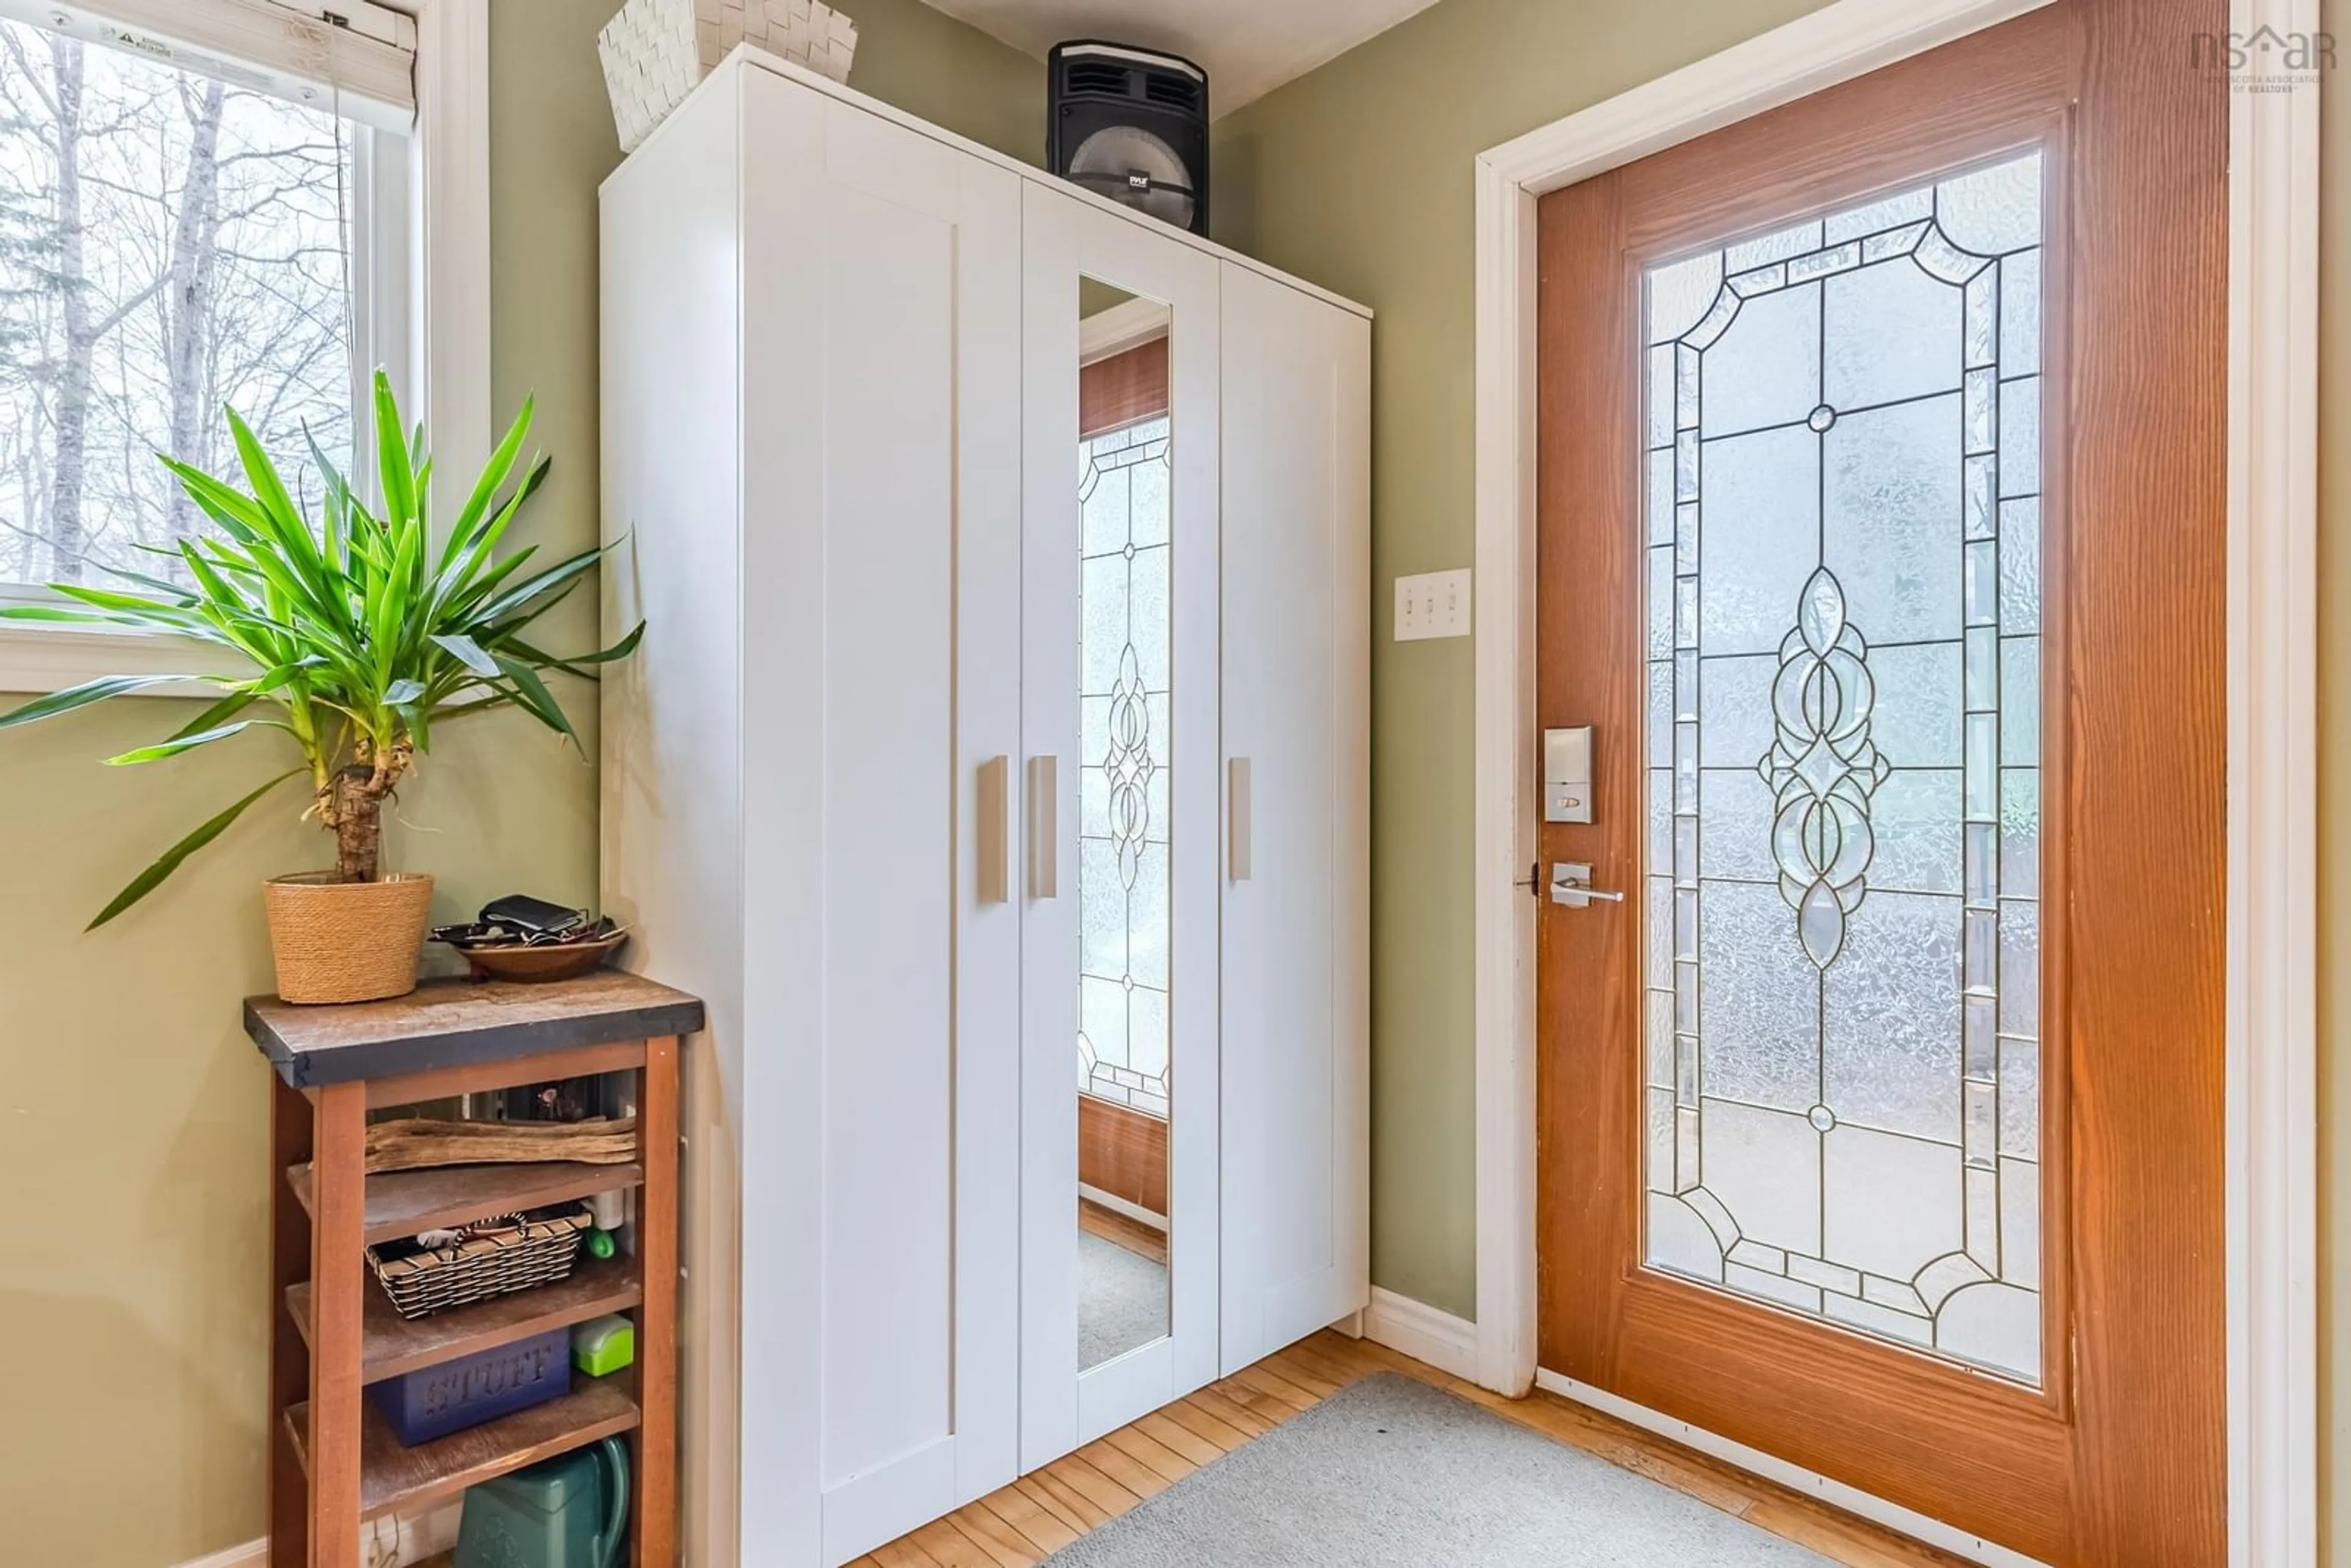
xmin=368 ymin=1207 xmax=592 ymax=1320
xmin=263 ymin=871 xmax=433 ymax=1005
xmin=599 ymin=0 xmax=858 ymax=154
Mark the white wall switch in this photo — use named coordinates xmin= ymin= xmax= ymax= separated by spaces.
xmin=1395 ymin=568 xmax=1472 ymax=641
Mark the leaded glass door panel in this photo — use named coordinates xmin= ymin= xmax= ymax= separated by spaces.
xmin=1532 ymin=2 xmax=2227 ymax=1561
xmin=1638 ymin=150 xmax=2045 ymax=1386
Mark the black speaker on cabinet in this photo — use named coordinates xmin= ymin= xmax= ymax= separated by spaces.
xmin=1046 ymin=41 xmax=1209 ymax=236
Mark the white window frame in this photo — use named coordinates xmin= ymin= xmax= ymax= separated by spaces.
xmin=0 ymin=0 xmax=489 ymax=694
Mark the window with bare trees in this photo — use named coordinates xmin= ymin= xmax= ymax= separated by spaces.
xmin=0 ymin=13 xmax=356 ymax=592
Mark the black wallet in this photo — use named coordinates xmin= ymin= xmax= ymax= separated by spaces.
xmin=477 ymin=893 xmax=588 ymax=937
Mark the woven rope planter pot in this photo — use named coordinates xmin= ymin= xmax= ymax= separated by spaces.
xmin=263 ymin=871 xmax=435 ymax=1005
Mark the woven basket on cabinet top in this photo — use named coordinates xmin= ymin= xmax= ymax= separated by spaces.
xmin=598 ymin=0 xmax=859 ymax=154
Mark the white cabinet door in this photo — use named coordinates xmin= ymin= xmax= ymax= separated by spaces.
xmin=1218 ymin=263 xmax=1371 ymax=1372
xmin=1019 ymin=181 xmax=1224 ymax=1471
xmin=735 ymin=73 xmax=1024 ymax=1568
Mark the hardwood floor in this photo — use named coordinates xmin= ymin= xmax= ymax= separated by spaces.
xmin=852 ymin=1329 xmax=1974 ymax=1567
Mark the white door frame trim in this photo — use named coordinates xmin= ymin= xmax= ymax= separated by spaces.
xmin=1469 ymin=2 xmax=2317 ymax=1565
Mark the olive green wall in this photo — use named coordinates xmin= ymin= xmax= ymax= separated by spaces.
xmin=0 ymin=4 xmax=1040 ymax=1563
xmin=1209 ymin=0 xmax=1831 ymax=1321
xmin=835 ymin=0 xmax=1044 ymax=162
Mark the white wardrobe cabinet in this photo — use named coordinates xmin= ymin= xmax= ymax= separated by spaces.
xmin=1217 ymin=263 xmax=1373 ymax=1373
xmin=601 ymin=50 xmax=1367 ymax=1568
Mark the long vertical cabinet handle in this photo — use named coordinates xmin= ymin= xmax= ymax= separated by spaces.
xmin=977 ymin=756 xmax=1009 ymax=904
xmin=1027 ymin=756 xmax=1059 ymax=898
xmin=1228 ymin=757 xmax=1252 ymax=882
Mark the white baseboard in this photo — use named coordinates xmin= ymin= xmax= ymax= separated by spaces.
xmin=175 ymin=1543 xmax=264 ymax=1568
xmin=1534 ymin=1368 xmax=2048 ymax=1568
xmin=174 ymin=1500 xmax=462 ymax=1568
xmin=1078 ymin=1182 xmax=1168 ymax=1231
xmin=1362 ymin=1285 xmax=1480 ymax=1380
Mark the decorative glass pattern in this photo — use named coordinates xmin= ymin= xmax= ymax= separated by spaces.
xmin=1758 ymin=568 xmax=1891 ymax=967
xmin=1078 ymin=415 xmax=1172 ymax=1119
xmin=1641 ymin=152 xmax=2044 ymax=1385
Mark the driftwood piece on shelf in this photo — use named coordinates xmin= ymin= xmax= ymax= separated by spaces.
xmin=362 ymin=1116 xmax=640 ymax=1174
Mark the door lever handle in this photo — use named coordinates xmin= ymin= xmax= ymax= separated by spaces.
xmin=1550 ymin=862 xmax=1625 ymax=908
xmin=1028 ymin=756 xmax=1058 ymax=898
xmin=1228 ymin=757 xmax=1252 ymax=882
xmin=977 ymin=756 xmax=1008 ymax=904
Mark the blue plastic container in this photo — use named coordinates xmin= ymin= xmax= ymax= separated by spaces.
xmin=369 ymin=1326 xmax=571 ymax=1446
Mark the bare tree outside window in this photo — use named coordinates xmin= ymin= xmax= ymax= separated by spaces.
xmin=0 ymin=17 xmax=354 ymax=589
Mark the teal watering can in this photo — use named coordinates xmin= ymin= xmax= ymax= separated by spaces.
xmin=455 ymin=1436 xmax=630 ymax=1568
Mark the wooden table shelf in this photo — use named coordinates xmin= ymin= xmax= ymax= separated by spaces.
xmin=252 ymin=973 xmax=699 ymax=1568
xmin=287 ymin=1255 xmax=643 ymax=1383
xmin=285 ymin=1156 xmax=647 ymax=1246
xmin=284 ymin=1371 xmax=642 ymax=1520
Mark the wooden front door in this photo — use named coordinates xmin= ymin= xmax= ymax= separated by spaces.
xmin=1532 ymin=2 xmax=2225 ymax=1562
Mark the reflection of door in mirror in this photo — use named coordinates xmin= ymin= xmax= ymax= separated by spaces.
xmin=1075 ymin=280 xmax=1174 ymax=1371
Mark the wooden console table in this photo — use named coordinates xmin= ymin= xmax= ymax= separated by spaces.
xmin=247 ymin=971 xmax=703 ymax=1568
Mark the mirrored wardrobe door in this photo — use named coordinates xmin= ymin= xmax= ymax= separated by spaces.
xmin=1073 ymin=279 xmax=1174 ymax=1382
xmin=1019 ymin=180 xmax=1223 ymax=1474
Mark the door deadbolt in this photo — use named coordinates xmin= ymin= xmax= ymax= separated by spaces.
xmin=1543 ymin=726 xmax=1592 ymax=823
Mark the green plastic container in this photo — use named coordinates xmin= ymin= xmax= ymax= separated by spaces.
xmin=455 ymin=1436 xmax=630 ymax=1568
xmin=571 ymin=1314 xmax=635 ymax=1380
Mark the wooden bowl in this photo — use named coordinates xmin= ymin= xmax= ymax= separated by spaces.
xmin=445 ymin=930 xmax=629 ymax=984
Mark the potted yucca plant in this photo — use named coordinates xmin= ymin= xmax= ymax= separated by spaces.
xmin=0 ymin=372 xmax=642 ymax=1003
